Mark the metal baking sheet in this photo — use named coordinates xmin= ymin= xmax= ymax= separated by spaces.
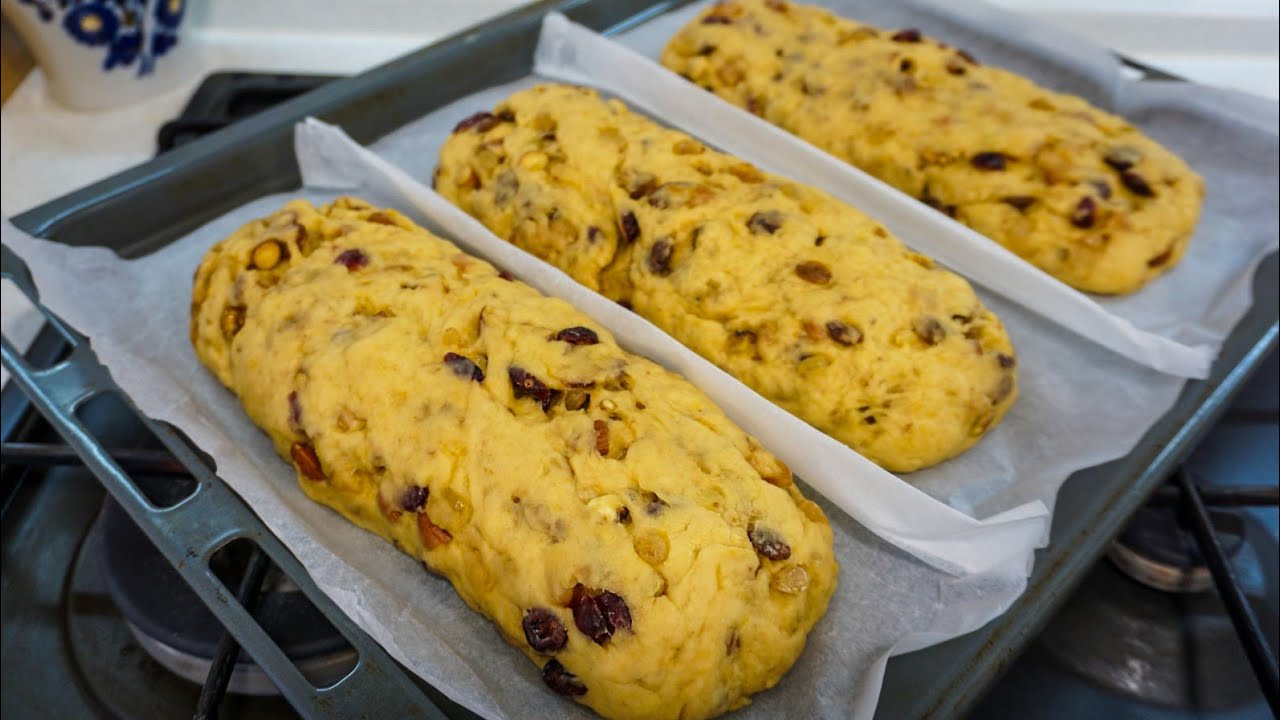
xmin=4 ymin=0 xmax=1277 ymax=717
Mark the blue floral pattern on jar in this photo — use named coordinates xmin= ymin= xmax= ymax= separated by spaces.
xmin=17 ymin=0 xmax=184 ymax=76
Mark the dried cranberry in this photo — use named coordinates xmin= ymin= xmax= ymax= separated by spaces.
xmin=555 ymin=326 xmax=599 ymax=346
xmin=498 ymin=270 xmax=516 ymax=282
xmin=401 ymin=485 xmax=429 ymax=511
xmin=946 ymin=58 xmax=967 ymax=75
xmin=795 ymin=261 xmax=832 ymax=285
xmin=290 ymin=442 xmax=325 ymax=481
xmin=1003 ymin=196 xmax=1036 ymax=211
xmin=570 ymin=583 xmax=612 ymax=645
xmin=619 ymin=212 xmax=640 ymax=244
xmin=1070 ymin=196 xmax=1097 ymax=229
xmin=997 ymin=353 xmax=1016 ymax=369
xmin=826 ymin=321 xmax=862 ymax=346
xmin=748 ymin=524 xmax=791 ymax=561
xmin=444 ymin=353 xmax=485 ymax=382
xmin=891 ymin=28 xmax=922 ymax=42
xmin=648 ymin=238 xmax=673 ymax=275
xmin=523 ymin=608 xmax=568 ymax=653
xmin=595 ymin=591 xmax=632 ymax=633
xmin=587 ymin=226 xmax=602 ymax=243
xmin=971 ymin=152 xmax=1007 ymax=171
xmin=453 ymin=111 xmax=498 ymax=133
xmin=335 ymin=249 xmax=369 ymax=271
xmin=747 ymin=210 xmax=783 ymax=235
xmin=702 ymin=14 xmax=733 ymax=24
xmin=542 ymin=659 xmax=587 ymax=696
xmin=957 ymin=49 xmax=979 ymax=65
xmin=1120 ymin=171 xmax=1155 ymax=197
xmin=509 ymin=366 xmax=555 ymax=411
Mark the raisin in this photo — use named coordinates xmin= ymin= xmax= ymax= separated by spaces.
xmin=444 ymin=353 xmax=485 ymax=382
xmin=946 ymin=58 xmax=967 ymax=75
xmin=496 ymin=109 xmax=515 ymax=122
xmin=1147 ymin=247 xmax=1174 ymax=268
xmin=335 ymin=249 xmax=369 ymax=271
xmin=899 ymin=58 xmax=914 ymax=73
xmin=616 ymin=506 xmax=631 ymax=524
xmin=570 ymin=583 xmax=612 ymax=645
xmin=1121 ymin=171 xmax=1155 ymax=197
xmin=523 ymin=608 xmax=568 ymax=653
xmin=795 ymin=261 xmax=832 ymax=285
xmin=498 ymin=270 xmax=516 ymax=282
xmin=648 ymin=238 xmax=674 ymax=275
xmin=509 ymin=366 xmax=556 ymax=411
xmin=1003 ymin=196 xmax=1036 ymax=211
xmin=290 ymin=442 xmax=325 ymax=481
xmin=587 ymin=226 xmax=602 ymax=243
xmin=619 ymin=212 xmax=640 ymax=244
xmin=971 ymin=152 xmax=1007 ymax=171
xmin=593 ymin=420 xmax=610 ymax=457
xmin=542 ymin=659 xmax=587 ymax=696
xmin=864 ymin=416 xmax=877 ymax=425
xmin=997 ymin=353 xmax=1016 ymax=369
xmin=555 ymin=327 xmax=599 ymax=346
xmin=1104 ymin=147 xmax=1142 ymax=172
xmin=1089 ymin=180 xmax=1113 ymax=200
xmin=563 ymin=390 xmax=591 ymax=412
xmin=453 ymin=111 xmax=498 ymax=133
xmin=287 ymin=391 xmax=303 ymax=434
xmin=697 ymin=44 xmax=717 ymax=56
xmin=702 ymin=14 xmax=734 ymax=24
xmin=826 ymin=321 xmax=862 ymax=346
xmin=891 ymin=28 xmax=922 ymax=42
xmin=747 ymin=210 xmax=783 ymax=235
xmin=957 ymin=49 xmax=979 ymax=65
xmin=748 ymin=524 xmax=791 ymax=561
xmin=596 ymin=591 xmax=632 ymax=633
xmin=1070 ymin=196 xmax=1097 ymax=229
xmin=401 ymin=485 xmax=429 ymax=511
xmin=913 ymin=317 xmax=946 ymax=345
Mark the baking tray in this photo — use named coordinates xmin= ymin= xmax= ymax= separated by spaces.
xmin=2 ymin=0 xmax=1276 ymax=717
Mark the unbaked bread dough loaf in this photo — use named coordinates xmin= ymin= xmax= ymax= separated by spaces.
xmin=661 ymin=0 xmax=1203 ymax=294
xmin=435 ymin=84 xmax=1017 ymax=472
xmin=190 ymin=197 xmax=836 ymax=720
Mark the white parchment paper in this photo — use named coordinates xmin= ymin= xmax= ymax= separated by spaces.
xmin=1 ymin=0 xmax=1275 ymax=718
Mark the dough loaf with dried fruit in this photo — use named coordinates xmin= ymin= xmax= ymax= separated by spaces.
xmin=190 ymin=197 xmax=836 ymax=720
xmin=662 ymin=0 xmax=1203 ymax=294
xmin=435 ymin=84 xmax=1017 ymax=472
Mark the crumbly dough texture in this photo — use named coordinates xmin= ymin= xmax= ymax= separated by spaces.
xmin=661 ymin=0 xmax=1204 ymax=294
xmin=435 ymin=84 xmax=1017 ymax=472
xmin=190 ymin=198 xmax=836 ymax=720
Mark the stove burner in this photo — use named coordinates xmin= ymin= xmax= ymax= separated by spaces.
xmin=1108 ymin=504 xmax=1246 ymax=593
xmin=92 ymin=494 xmax=355 ymax=696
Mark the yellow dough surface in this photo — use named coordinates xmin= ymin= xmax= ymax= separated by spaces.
xmin=190 ymin=197 xmax=836 ymax=720
xmin=435 ymin=84 xmax=1017 ymax=472
xmin=661 ymin=0 xmax=1204 ymax=294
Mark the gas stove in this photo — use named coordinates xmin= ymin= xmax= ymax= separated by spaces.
xmin=972 ymin=349 xmax=1279 ymax=720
